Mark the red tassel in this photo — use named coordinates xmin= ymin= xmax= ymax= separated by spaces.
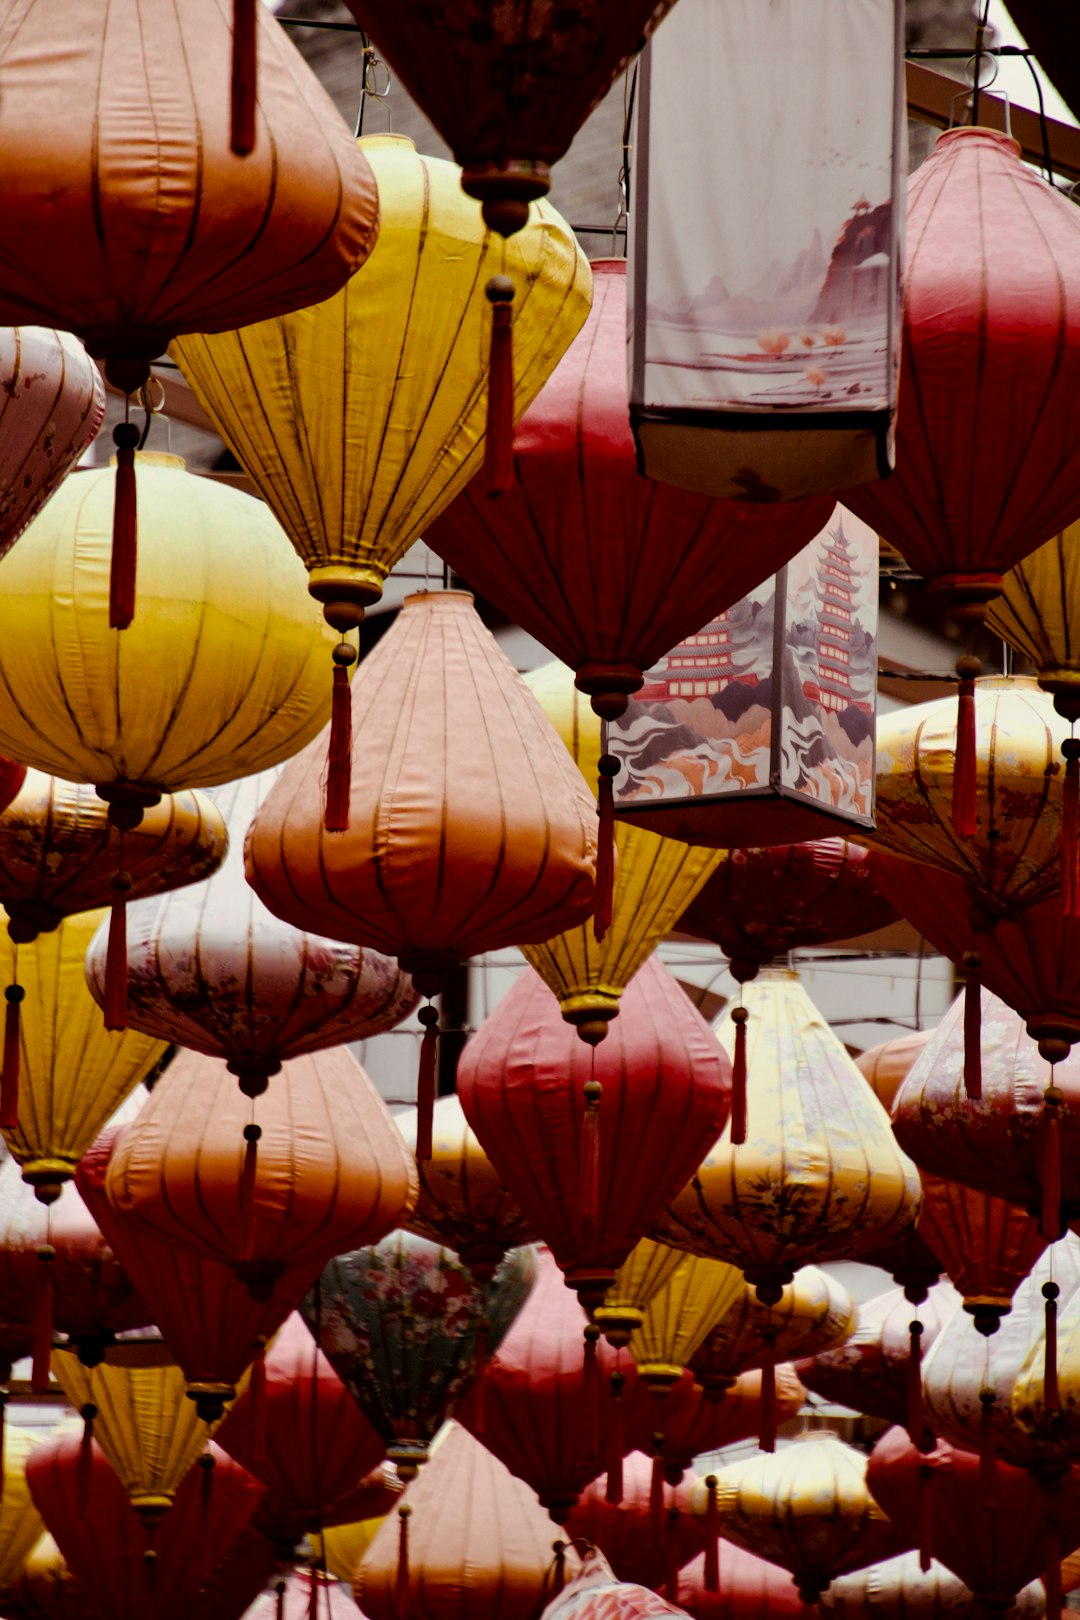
xmin=484 ymin=277 xmax=515 ymax=496
xmin=1044 ymin=1282 xmax=1061 ymax=1413
xmin=979 ymin=1390 xmax=996 ymax=1511
xmin=415 ymin=1006 xmax=438 ymax=1163
xmin=649 ymin=1446 xmax=665 ymax=1544
xmin=953 ymin=665 xmax=978 ymax=839
xmin=664 ymin=1506 xmax=681 ymax=1600
xmin=962 ymin=954 xmax=982 ymax=1101
xmin=241 ymin=1125 xmax=261 ymax=1263
xmin=249 ymin=1339 xmax=267 ymax=1465
xmin=231 ymin=0 xmax=257 ymax=156
xmin=32 ymin=1247 xmax=54 ymax=1393
xmin=109 ymin=422 xmax=139 ymax=631
xmin=473 ymin=1318 xmax=487 ymax=1436
xmin=581 ymin=1324 xmax=600 ymax=1469
xmin=580 ymin=1080 xmax=602 ymax=1225
xmin=79 ymin=1404 xmax=96 ymax=1513
xmin=918 ymin=1462 xmax=933 ymax=1573
xmin=1063 ymin=740 xmax=1080 ymax=918
xmin=730 ymin=1008 xmax=748 ymax=1145
xmin=1042 ymin=1088 xmax=1063 ymax=1243
xmin=704 ymin=1476 xmax=719 ymax=1593
xmin=395 ymin=1505 xmax=411 ymax=1617
xmin=759 ymin=1359 xmax=777 ymax=1452
xmin=0 ymin=984 xmax=22 ymax=1130
xmin=103 ymin=871 xmax=131 ymax=1033
xmin=907 ymin=1319 xmax=926 ymax=1448
xmin=606 ymin=1370 xmax=625 ymax=1506
xmin=324 ymin=658 xmax=354 ymax=833
xmin=1045 ymin=1527 xmax=1063 ymax=1620
xmin=593 ymin=756 xmax=618 ymax=944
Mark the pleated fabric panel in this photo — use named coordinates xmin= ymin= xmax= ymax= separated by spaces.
xmin=0 ymin=328 xmax=104 ymax=556
xmin=820 ymin=1550 xmax=1039 ymax=1620
xmin=844 ymin=128 xmax=1080 ymax=581
xmin=871 ymin=678 xmax=1066 ymax=910
xmin=856 ymin=1029 xmax=932 ymax=1113
xmin=0 ymin=0 xmax=378 ymax=344
xmin=0 ymin=907 xmax=165 ymax=1183
xmin=0 ymin=457 xmax=340 ymax=790
xmin=87 ymin=770 xmax=416 ymax=1065
xmin=693 ymin=1267 xmax=856 ymax=1384
xmin=565 ymin=1452 xmax=706 ymax=1591
xmin=600 ymin=1238 xmax=685 ymax=1336
xmin=522 ymin=662 xmax=723 ymax=1022
xmin=658 ymin=970 xmax=922 ymax=1279
xmin=399 ymin=1094 xmax=537 ymax=1270
xmin=630 ymin=1256 xmax=745 ymax=1383
xmin=803 ymin=1278 xmax=960 ymax=1426
xmin=246 ymin=594 xmax=598 ymax=966
xmin=0 ymin=1427 xmax=43 ymax=1589
xmin=458 ymin=957 xmax=731 ymax=1283
xmin=427 ymin=262 xmax=834 ymax=689
xmin=357 ymin=1420 xmax=575 ymax=1620
xmin=673 ymin=1544 xmax=807 ymax=1620
xmin=654 ymin=1365 xmax=808 ymax=1470
xmin=1012 ymin=1249 xmax=1080 ymax=1460
xmin=988 ymin=521 xmax=1080 ymax=680
xmin=174 ymin=135 xmax=590 ymax=597
xmin=916 ymin=1175 xmax=1047 ymax=1313
xmin=104 ymin=1044 xmax=418 ymax=1274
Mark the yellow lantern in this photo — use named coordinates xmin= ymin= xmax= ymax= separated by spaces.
xmin=0 ymin=907 xmax=166 ymax=1201
xmin=521 ymin=662 xmax=724 ymax=1041
xmin=693 ymin=1267 xmax=857 ymax=1397
xmin=593 ymin=1237 xmax=685 ymax=1348
xmin=319 ymin=1512 xmax=398 ymax=1586
xmin=657 ymin=970 xmax=921 ymax=1302
xmin=0 ymin=1427 xmax=44 ymax=1588
xmin=629 ymin=1253 xmax=745 ymax=1395
xmin=50 ymin=1346 xmax=217 ymax=1526
xmin=987 ymin=523 xmax=1080 ymax=718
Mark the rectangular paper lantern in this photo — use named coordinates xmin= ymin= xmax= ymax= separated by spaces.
xmin=629 ymin=0 xmax=905 ymax=501
xmin=608 ymin=507 xmax=878 ymax=847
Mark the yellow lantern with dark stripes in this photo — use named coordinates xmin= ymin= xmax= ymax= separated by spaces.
xmin=629 ymin=1253 xmax=745 ymax=1395
xmin=521 ymin=661 xmax=724 ymax=1042
xmin=593 ymin=1237 xmax=684 ymax=1348
xmin=987 ymin=523 xmax=1080 ymax=717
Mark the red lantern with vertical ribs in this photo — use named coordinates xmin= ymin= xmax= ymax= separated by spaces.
xmin=215 ymin=1312 xmax=386 ymax=1543
xmin=457 ymin=956 xmax=730 ymax=1312
xmin=915 ymin=1175 xmax=1047 ymax=1338
xmin=674 ymin=1546 xmax=807 ymax=1620
xmin=867 ymin=1425 xmax=1080 ymax=1615
xmin=565 ymin=1453 xmax=707 ymax=1592
xmin=843 ymin=127 xmax=1080 ymax=834
xmin=26 ymin=1434 xmax=266 ymax=1620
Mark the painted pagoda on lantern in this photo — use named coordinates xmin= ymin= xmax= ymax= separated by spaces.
xmin=608 ymin=507 xmax=877 ymax=848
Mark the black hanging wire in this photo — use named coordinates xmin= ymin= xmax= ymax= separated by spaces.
xmin=970 ymin=0 xmax=993 ymax=127
xmin=1021 ymin=53 xmax=1055 ymax=185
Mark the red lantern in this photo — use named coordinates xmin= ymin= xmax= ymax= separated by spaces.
xmin=537 ymin=1545 xmax=687 ymax=1620
xmin=215 ymin=1312 xmax=386 ymax=1543
xmin=867 ymin=1425 xmax=1080 ymax=1613
xmin=916 ymin=1174 xmax=1047 ymax=1337
xmin=457 ymin=956 xmax=730 ymax=1310
xmin=843 ymin=129 xmax=1080 ymax=829
xmin=77 ymin=1130 xmax=315 ymax=1421
xmin=565 ymin=1452 xmax=707 ymax=1593
xmin=673 ymin=1546 xmax=806 ymax=1620
xmin=639 ymin=1367 xmax=807 ymax=1479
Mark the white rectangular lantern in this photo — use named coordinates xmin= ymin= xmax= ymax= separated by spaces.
xmin=629 ymin=0 xmax=905 ymax=501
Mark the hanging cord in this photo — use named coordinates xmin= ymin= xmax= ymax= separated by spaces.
xmin=610 ymin=64 xmax=638 ymax=257
xmin=969 ymin=0 xmax=993 ymax=127
xmin=1022 ymin=53 xmax=1054 ymax=184
xmin=354 ymin=33 xmax=391 ymax=139
xmin=110 ymin=392 xmax=140 ymax=632
xmin=1 ymin=941 xmax=21 ymax=1130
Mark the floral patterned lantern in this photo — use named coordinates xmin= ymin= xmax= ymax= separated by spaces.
xmin=301 ymin=1233 xmax=536 ymax=1480
xmin=0 ymin=329 xmax=104 ymax=556
xmin=459 ymin=957 xmax=730 ymax=1311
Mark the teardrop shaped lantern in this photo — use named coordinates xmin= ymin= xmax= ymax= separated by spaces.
xmin=521 ymin=661 xmax=723 ymax=1037
xmin=104 ymin=1045 xmax=418 ymax=1294
xmin=564 ymin=1452 xmax=706 ymax=1593
xmin=86 ymin=770 xmax=416 ymax=1100
xmin=594 ymin=1239 xmax=686 ymax=1349
xmin=801 ymin=1280 xmax=960 ymax=1431
xmin=302 ymin=1233 xmax=536 ymax=1480
xmin=819 ymin=1551 xmax=1041 ymax=1620
xmin=175 ymin=134 xmax=590 ymax=821
xmin=356 ymin=1421 xmax=576 ymax=1620
xmin=216 ymin=1314 xmax=386 ymax=1544
xmin=678 ymin=838 xmax=899 ymax=982
xmin=0 ymin=908 xmax=166 ymax=1202
xmin=0 ymin=329 xmax=104 ymax=556
xmin=458 ymin=957 xmax=730 ymax=1311
xmin=246 ymin=592 xmax=599 ymax=1157
xmin=691 ymin=1268 xmax=857 ymax=1400
xmin=915 ymin=1174 xmax=1047 ymax=1337
xmin=78 ymin=1129 xmax=319 ymax=1421
xmin=629 ymin=1256 xmax=746 ymax=1396
xmin=1012 ymin=1252 xmax=1080 ymax=1463
xmin=705 ymin=1434 xmax=907 ymax=1605
xmin=49 ymin=1348 xmax=217 ymax=1525
xmin=398 ymin=1095 xmax=537 ymax=1280
xmin=658 ymin=970 xmax=922 ymax=1302
xmin=843 ymin=128 xmax=1080 ymax=833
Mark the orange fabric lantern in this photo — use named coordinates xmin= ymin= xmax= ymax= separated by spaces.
xmin=857 ymin=1030 xmax=932 ymax=1113
xmin=458 ymin=957 xmax=730 ymax=1310
xmin=246 ymin=590 xmax=599 ymax=1156
xmin=104 ymin=1044 xmax=418 ymax=1292
xmin=915 ymin=1174 xmax=1047 ymax=1336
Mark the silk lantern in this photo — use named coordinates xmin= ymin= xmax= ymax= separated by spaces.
xmin=820 ymin=1552 xmax=1044 ymax=1620
xmin=246 ymin=591 xmax=599 ymax=1158
xmin=843 ymin=129 xmax=1080 ymax=833
xmin=458 ymin=956 xmax=730 ymax=1311
xmin=657 ymin=970 xmax=921 ymax=1300
xmin=1013 ymin=1254 xmax=1080 ymax=1467
xmin=629 ymin=1257 xmax=745 ymax=1396
xmin=356 ymin=1421 xmax=576 ymax=1620
xmin=0 ymin=329 xmax=104 ymax=554
xmin=521 ymin=661 xmax=723 ymax=1037
xmin=692 ymin=1268 xmax=857 ymax=1400
xmin=644 ymin=1365 xmax=807 ymax=1483
xmin=303 ymin=1234 xmax=535 ymax=1480
xmin=536 ymin=1546 xmax=686 ymax=1620
xmin=104 ymin=1044 xmax=418 ymax=1294
xmin=175 ymin=134 xmax=591 ymax=821
xmin=398 ymin=1095 xmax=537 ymax=1281
xmin=915 ymin=1175 xmax=1047 ymax=1337
xmin=0 ymin=1427 xmax=44 ymax=1591
xmin=78 ymin=1129 xmax=319 ymax=1421
xmin=858 ymin=1029 xmax=933 ymax=1112
xmin=673 ymin=1545 xmax=807 ymax=1620
xmin=0 ymin=0 xmax=379 ymax=628
xmin=86 ymin=770 xmax=416 ymax=1100
xmin=594 ymin=1239 xmax=686 ymax=1349
xmin=565 ymin=1452 xmax=706 ymax=1593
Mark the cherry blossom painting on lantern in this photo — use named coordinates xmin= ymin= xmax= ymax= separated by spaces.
xmin=607 ymin=508 xmax=878 ymax=829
